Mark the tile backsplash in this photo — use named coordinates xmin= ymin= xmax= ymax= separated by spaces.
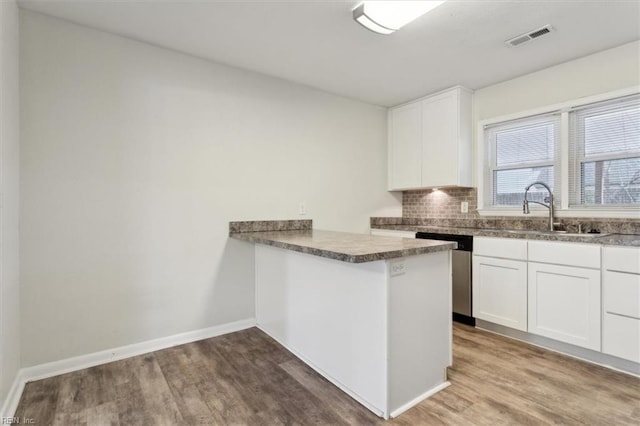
xmin=403 ymin=188 xmax=478 ymax=219
xmin=399 ymin=187 xmax=640 ymax=234
xmin=229 ymin=219 xmax=312 ymax=234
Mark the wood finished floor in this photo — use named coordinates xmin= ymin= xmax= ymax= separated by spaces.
xmin=15 ymin=323 xmax=640 ymax=425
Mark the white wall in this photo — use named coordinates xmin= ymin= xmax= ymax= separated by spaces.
xmin=0 ymin=0 xmax=21 ymax=412
xmin=474 ymin=40 xmax=640 ymax=121
xmin=472 ymin=40 xmax=640 ymax=187
xmin=20 ymin=11 xmax=400 ymax=367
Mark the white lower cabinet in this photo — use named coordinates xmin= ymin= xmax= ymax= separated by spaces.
xmin=473 ymin=237 xmax=528 ymax=331
xmin=473 ymin=255 xmax=527 ymax=331
xmin=602 ymin=246 xmax=640 ymax=363
xmin=527 ymin=262 xmax=601 ymax=351
xmin=603 ymin=311 xmax=640 ymax=363
xmin=473 ymin=238 xmax=640 ymax=370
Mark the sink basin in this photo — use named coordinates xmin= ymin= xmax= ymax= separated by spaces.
xmin=502 ymin=229 xmax=610 ymax=238
xmin=549 ymin=231 xmax=610 ymax=237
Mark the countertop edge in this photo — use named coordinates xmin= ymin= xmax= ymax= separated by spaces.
xmin=230 ymin=231 xmax=456 ymax=263
xmin=371 ymin=225 xmax=640 ymax=247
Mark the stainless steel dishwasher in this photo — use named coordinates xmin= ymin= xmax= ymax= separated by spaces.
xmin=416 ymin=232 xmax=475 ymax=326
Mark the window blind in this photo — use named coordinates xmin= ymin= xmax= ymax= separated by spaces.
xmin=486 ymin=114 xmax=560 ymax=207
xmin=569 ymin=95 xmax=640 ymax=206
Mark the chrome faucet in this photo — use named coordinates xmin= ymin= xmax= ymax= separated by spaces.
xmin=523 ymin=181 xmax=555 ymax=231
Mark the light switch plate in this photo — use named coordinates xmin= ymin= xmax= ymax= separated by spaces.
xmin=461 ymin=201 xmax=469 ymax=213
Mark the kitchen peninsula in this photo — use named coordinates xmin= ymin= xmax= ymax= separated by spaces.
xmin=230 ymin=220 xmax=456 ymax=419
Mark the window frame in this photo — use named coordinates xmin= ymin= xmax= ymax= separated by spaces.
xmin=477 ymin=86 xmax=640 ymax=218
xmin=486 ymin=114 xmax=561 ymax=208
xmin=569 ymin=96 xmax=640 ymax=208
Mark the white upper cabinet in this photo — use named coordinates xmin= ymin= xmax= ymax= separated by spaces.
xmin=421 ymin=88 xmax=472 ymax=188
xmin=388 ymin=102 xmax=422 ymax=190
xmin=388 ymin=86 xmax=472 ymax=191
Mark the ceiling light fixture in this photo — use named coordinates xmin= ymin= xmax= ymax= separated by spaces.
xmin=353 ymin=1 xmax=446 ymax=35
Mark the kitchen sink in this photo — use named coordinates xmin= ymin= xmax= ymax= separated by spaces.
xmin=502 ymin=229 xmax=611 ymax=238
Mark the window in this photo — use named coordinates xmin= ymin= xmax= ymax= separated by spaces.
xmin=479 ymin=89 xmax=640 ymax=216
xmin=569 ymin=95 xmax=640 ymax=207
xmin=486 ymin=115 xmax=560 ymax=206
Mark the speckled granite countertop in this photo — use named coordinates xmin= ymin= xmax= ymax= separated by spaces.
xmin=230 ymin=229 xmax=456 ymax=263
xmin=595 ymin=234 xmax=640 ymax=247
xmin=371 ymin=224 xmax=640 ymax=247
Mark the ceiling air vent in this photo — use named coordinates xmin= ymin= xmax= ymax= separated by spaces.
xmin=506 ymin=25 xmax=554 ymax=47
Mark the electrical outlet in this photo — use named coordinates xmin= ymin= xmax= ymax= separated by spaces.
xmin=390 ymin=260 xmax=406 ymax=277
xmin=461 ymin=201 xmax=469 ymax=213
xmin=298 ymin=202 xmax=306 ymax=215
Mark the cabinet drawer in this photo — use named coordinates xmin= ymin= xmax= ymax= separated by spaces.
xmin=603 ymin=313 xmax=640 ymax=363
xmin=474 ymin=237 xmax=527 ymax=260
xmin=604 ymin=271 xmax=640 ymax=320
xmin=603 ymin=246 xmax=640 ymax=274
xmin=528 ymin=241 xmax=600 ymax=269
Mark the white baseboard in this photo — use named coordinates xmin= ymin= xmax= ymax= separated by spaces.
xmin=0 ymin=370 xmax=26 ymax=419
xmin=389 ymin=381 xmax=451 ymax=418
xmin=0 ymin=317 xmax=256 ymax=418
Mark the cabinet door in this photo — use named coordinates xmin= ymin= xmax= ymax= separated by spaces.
xmin=603 ymin=313 xmax=640 ymax=363
xmin=603 ymin=270 xmax=640 ymax=362
xmin=473 ymin=255 xmax=527 ymax=331
xmin=528 ymin=263 xmax=601 ymax=350
xmin=388 ymin=102 xmax=422 ymax=190
xmin=421 ymin=90 xmax=457 ymax=187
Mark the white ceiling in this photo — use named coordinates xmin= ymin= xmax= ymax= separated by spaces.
xmin=17 ymin=0 xmax=640 ymax=106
